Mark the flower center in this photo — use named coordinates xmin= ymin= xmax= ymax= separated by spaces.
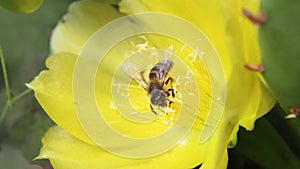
xmin=128 ymin=72 xmax=182 ymax=125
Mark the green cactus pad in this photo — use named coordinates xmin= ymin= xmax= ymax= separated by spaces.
xmin=259 ymin=0 xmax=300 ymax=113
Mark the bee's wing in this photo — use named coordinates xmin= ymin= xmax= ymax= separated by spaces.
xmin=122 ymin=62 xmax=148 ymax=90
xmin=153 ymin=60 xmax=174 ymax=85
xmin=132 ymin=71 xmax=148 ymax=90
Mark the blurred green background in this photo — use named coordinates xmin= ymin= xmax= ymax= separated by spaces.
xmin=0 ymin=1 xmax=299 ymax=169
xmin=0 ymin=0 xmax=73 ymax=168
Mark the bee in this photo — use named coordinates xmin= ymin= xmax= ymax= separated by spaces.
xmin=124 ymin=60 xmax=174 ymax=114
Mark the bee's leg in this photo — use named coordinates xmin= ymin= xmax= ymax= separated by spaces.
xmin=157 ymin=106 xmax=166 ymax=114
xmin=165 ymin=90 xmax=171 ymax=97
xmin=150 ymin=104 xmax=158 ymax=115
xmin=168 ymin=88 xmax=175 ymax=97
xmin=168 ymin=101 xmax=174 ymax=107
xmin=165 ymin=77 xmax=173 ymax=85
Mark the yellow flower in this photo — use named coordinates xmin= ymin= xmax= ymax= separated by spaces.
xmin=28 ymin=0 xmax=275 ymax=168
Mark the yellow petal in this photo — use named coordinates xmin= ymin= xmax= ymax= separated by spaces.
xmin=36 ymin=126 xmax=227 ymax=169
xmin=27 ymin=53 xmax=94 ymax=144
xmin=28 ymin=0 xmax=125 ymax=145
xmin=256 ymin=81 xmax=276 ymax=118
xmin=220 ymin=0 xmax=276 ymax=144
xmin=50 ymin=0 xmax=123 ymax=54
xmin=120 ymin=0 xmax=232 ymax=79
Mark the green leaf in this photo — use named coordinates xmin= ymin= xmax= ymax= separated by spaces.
xmin=0 ymin=0 xmax=44 ymax=14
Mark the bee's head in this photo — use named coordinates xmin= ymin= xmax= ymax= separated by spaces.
xmin=150 ymin=89 xmax=166 ymax=107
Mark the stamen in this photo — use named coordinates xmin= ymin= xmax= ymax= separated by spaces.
xmin=188 ymin=47 xmax=205 ymax=62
